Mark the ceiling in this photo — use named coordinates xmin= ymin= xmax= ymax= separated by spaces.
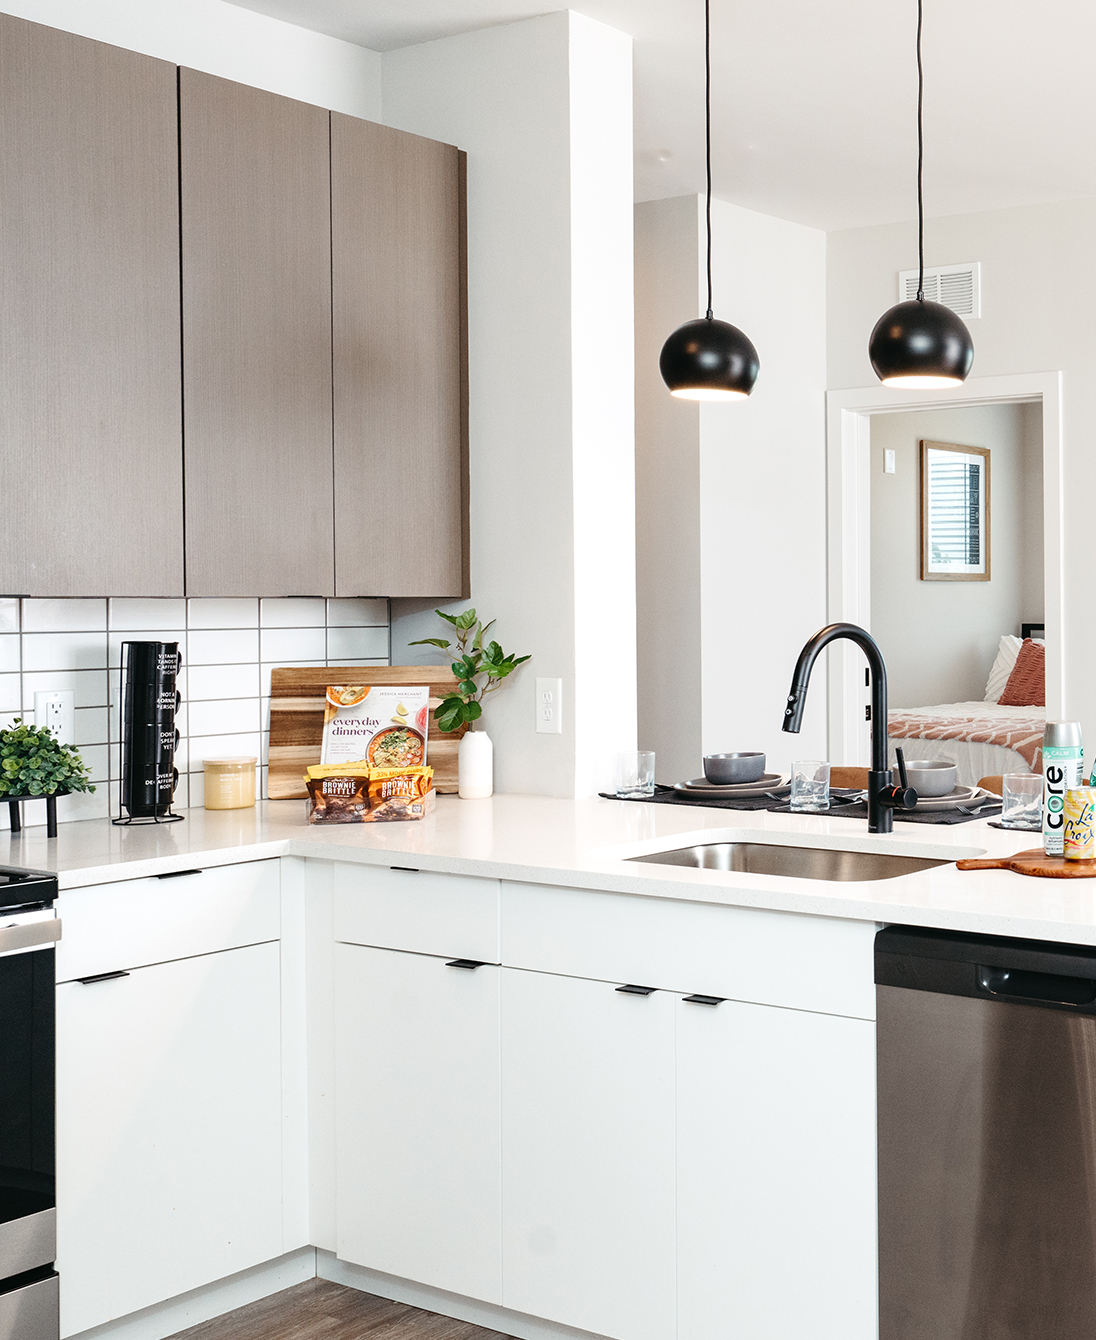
xmin=227 ymin=0 xmax=1096 ymax=232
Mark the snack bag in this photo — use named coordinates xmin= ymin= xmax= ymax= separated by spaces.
xmin=304 ymin=765 xmax=370 ymax=823
xmin=362 ymin=766 xmax=435 ymax=822
xmin=305 ymin=764 xmax=434 ymax=824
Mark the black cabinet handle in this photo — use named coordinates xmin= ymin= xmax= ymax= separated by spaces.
xmin=390 ymin=866 xmax=420 ymax=873
xmin=616 ymin=984 xmax=656 ymax=996
xmin=78 ymin=970 xmax=131 ymax=984
xmin=446 ymin=959 xmax=487 ymax=970
xmin=683 ymin=993 xmax=726 ymax=1006
xmin=157 ymin=868 xmax=203 ymax=880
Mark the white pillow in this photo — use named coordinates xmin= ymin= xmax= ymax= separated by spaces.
xmin=985 ymin=635 xmax=1022 ymax=702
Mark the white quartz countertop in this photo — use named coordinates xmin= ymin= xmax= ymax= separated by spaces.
xmin=2 ymin=793 xmax=1093 ymax=945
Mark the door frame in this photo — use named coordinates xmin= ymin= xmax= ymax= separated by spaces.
xmin=826 ymin=371 xmax=1064 ymax=764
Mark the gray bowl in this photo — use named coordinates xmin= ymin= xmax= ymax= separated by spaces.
xmin=901 ymin=759 xmax=958 ymax=797
xmin=703 ymin=752 xmax=766 ymax=785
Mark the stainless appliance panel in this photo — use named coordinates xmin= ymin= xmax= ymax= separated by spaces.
xmin=878 ymin=982 xmax=1096 ymax=1340
xmin=0 ymin=1209 xmax=54 ymax=1279
xmin=0 ymin=1274 xmax=58 ymax=1340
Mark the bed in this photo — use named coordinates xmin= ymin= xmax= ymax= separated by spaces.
xmin=886 ymin=629 xmax=1045 ymax=788
xmin=887 ymin=701 xmax=1044 ymax=786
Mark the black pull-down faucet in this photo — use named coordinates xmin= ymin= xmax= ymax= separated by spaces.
xmin=781 ymin=622 xmax=917 ymax=834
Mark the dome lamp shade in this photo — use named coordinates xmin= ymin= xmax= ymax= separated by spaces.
xmin=660 ymin=317 xmax=760 ymax=401
xmin=868 ymin=298 xmax=974 ymax=388
xmin=660 ymin=0 xmax=759 ymax=402
xmin=869 ymin=0 xmax=973 ymax=388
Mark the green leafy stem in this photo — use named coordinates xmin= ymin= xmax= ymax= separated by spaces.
xmin=0 ymin=718 xmax=96 ymax=798
xmin=409 ymin=608 xmax=531 ymax=732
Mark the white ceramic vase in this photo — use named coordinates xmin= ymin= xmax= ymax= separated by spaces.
xmin=458 ymin=728 xmax=494 ymax=799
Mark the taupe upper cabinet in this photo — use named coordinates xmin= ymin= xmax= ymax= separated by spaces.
xmin=0 ymin=16 xmax=183 ymax=596
xmin=332 ymin=115 xmax=468 ymax=598
xmin=180 ymin=69 xmax=334 ymax=597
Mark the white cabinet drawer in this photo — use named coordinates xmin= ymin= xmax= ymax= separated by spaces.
xmin=56 ymin=859 xmax=280 ymax=982
xmin=500 ymin=882 xmax=876 ymax=1020
xmin=333 ymin=863 xmax=499 ymax=962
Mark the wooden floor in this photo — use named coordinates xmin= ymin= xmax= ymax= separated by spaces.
xmin=168 ymin=1279 xmax=516 ymax=1340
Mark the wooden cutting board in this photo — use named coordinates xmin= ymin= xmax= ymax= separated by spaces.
xmin=268 ymin=666 xmax=467 ymax=799
xmin=957 ymin=848 xmax=1096 ymax=879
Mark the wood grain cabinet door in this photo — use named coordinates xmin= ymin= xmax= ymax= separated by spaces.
xmin=331 ymin=116 xmax=468 ymax=598
xmin=180 ymin=69 xmax=334 ymax=596
xmin=0 ymin=15 xmax=183 ymax=596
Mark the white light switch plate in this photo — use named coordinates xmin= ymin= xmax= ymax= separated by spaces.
xmin=35 ymin=689 xmax=75 ymax=745
xmin=536 ymin=677 xmax=563 ymax=734
xmin=884 ymin=449 xmax=896 ymax=474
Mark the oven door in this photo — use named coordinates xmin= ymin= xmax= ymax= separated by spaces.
xmin=0 ymin=911 xmax=59 ymax=1335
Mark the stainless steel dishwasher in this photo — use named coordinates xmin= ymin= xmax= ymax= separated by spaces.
xmin=876 ymin=924 xmax=1096 ymax=1340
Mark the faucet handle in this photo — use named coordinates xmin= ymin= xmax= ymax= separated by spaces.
xmin=895 ymin=746 xmax=909 ymax=790
xmin=881 ymin=782 xmax=918 ymax=811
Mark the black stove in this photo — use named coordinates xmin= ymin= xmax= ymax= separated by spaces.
xmin=0 ymin=863 xmax=59 ymax=1338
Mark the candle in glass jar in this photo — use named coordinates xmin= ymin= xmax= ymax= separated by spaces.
xmin=203 ymin=757 xmax=257 ymax=810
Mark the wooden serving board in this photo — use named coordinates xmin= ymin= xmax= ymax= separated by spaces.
xmin=957 ymin=848 xmax=1096 ymax=879
xmin=268 ymin=666 xmax=467 ymax=799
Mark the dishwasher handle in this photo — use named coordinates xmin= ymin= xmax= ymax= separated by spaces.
xmin=0 ymin=918 xmax=61 ymax=954
xmin=978 ymin=964 xmax=1096 ymax=1007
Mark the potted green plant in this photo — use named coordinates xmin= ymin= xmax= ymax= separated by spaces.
xmin=410 ymin=608 xmax=530 ymax=798
xmin=0 ymin=718 xmax=95 ymax=836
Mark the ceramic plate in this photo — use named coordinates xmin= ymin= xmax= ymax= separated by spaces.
xmin=676 ymin=773 xmax=788 ymax=796
xmin=855 ymin=784 xmax=988 ymax=812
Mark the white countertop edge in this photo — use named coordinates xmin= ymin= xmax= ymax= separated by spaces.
xmin=5 ymin=794 xmax=1089 ymax=947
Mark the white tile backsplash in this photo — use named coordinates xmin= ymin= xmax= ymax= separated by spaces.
xmin=188 ymin=628 xmax=259 ymax=665
xmin=327 ymin=625 xmax=389 ymax=661
xmin=187 ymin=598 xmax=259 ymax=629
xmin=109 ymin=598 xmax=187 ymax=630
xmin=261 ymin=627 xmax=326 ymax=663
xmin=327 ymin=598 xmax=389 ymax=627
xmin=260 ymin=597 xmax=326 ymax=628
xmin=0 ymin=594 xmax=391 ymax=830
xmin=22 ymin=632 xmax=108 ymax=672
xmin=22 ymin=598 xmax=106 ymax=632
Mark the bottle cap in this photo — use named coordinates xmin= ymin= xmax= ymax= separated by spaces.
xmin=1044 ymin=721 xmax=1083 ymax=749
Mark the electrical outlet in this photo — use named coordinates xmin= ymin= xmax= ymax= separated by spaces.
xmin=34 ymin=690 xmax=75 ymax=745
xmin=536 ymin=678 xmax=563 ymax=734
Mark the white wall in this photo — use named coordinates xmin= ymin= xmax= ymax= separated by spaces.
xmin=384 ymin=12 xmax=637 ymax=798
xmin=635 ymin=195 xmax=828 ymax=783
xmin=0 ymin=0 xmax=381 ymax=117
xmin=870 ymin=402 xmax=1043 ymax=706
xmin=829 ymin=196 xmax=1096 ymax=746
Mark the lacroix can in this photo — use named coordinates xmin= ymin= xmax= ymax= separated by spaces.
xmin=1064 ymin=787 xmax=1096 ymax=860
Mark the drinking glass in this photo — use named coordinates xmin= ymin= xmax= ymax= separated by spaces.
xmin=1001 ymin=773 xmax=1043 ymax=830
xmin=616 ymin=751 xmax=656 ymax=798
xmin=790 ymin=760 xmax=831 ymax=812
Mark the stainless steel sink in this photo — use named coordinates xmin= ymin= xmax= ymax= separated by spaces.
xmin=627 ymin=841 xmax=952 ymax=882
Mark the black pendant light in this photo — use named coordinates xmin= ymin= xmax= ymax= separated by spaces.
xmin=660 ymin=0 xmax=759 ymax=401
xmin=868 ymin=0 xmax=973 ymax=388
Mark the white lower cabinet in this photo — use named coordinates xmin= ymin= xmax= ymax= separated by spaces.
xmin=500 ymin=968 xmax=677 ymax=1340
xmin=676 ymin=995 xmax=878 ymax=1340
xmin=334 ymin=943 xmax=503 ymax=1303
xmin=56 ymin=940 xmax=284 ymax=1337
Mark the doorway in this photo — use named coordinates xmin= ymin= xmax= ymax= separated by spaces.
xmin=825 ymin=372 xmax=1063 ymax=766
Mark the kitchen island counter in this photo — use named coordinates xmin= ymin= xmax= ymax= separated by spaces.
xmin=2 ymin=792 xmax=1089 ymax=945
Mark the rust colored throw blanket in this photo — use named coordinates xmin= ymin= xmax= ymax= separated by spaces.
xmin=888 ymin=702 xmax=1045 ymax=772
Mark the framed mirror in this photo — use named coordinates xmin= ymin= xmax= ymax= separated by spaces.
xmin=920 ymin=439 xmax=991 ymax=581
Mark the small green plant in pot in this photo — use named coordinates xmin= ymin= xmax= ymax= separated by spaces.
xmin=410 ymin=609 xmax=530 ymax=799
xmin=0 ymin=718 xmax=96 ymax=799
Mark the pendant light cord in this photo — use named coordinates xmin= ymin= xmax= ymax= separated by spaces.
xmin=911 ymin=0 xmax=916 ymax=301
xmin=704 ymin=0 xmax=714 ymax=321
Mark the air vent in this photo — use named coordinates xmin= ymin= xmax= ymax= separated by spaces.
xmin=898 ymin=262 xmax=980 ymax=318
